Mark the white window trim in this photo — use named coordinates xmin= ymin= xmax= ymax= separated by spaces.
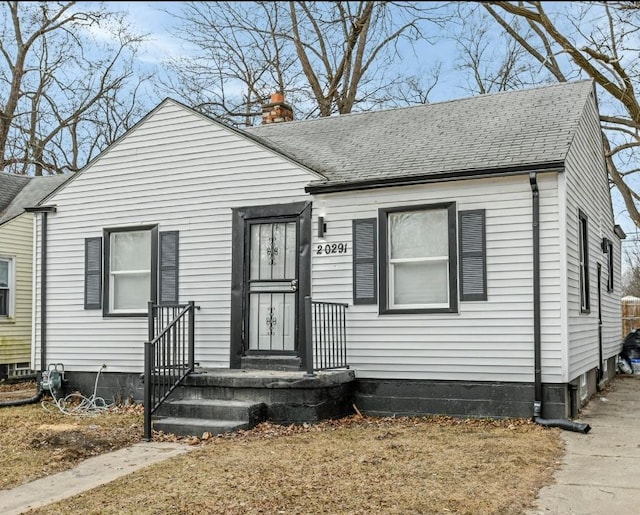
xmin=0 ymin=256 xmax=16 ymax=319
xmin=104 ymin=226 xmax=157 ymax=316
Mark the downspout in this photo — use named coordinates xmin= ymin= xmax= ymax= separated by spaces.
xmin=529 ymin=172 xmax=590 ymax=434
xmin=40 ymin=210 xmax=48 ymax=374
xmin=1 ymin=207 xmax=55 ymax=408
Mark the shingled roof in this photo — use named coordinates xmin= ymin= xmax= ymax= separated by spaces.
xmin=0 ymin=173 xmax=30 ymax=214
xmin=0 ymin=173 xmax=69 ymax=225
xmin=244 ymin=80 xmax=595 ymax=193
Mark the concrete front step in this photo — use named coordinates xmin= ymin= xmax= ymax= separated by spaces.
xmin=153 ymin=417 xmax=250 ymax=438
xmin=152 ymin=369 xmax=357 ymax=439
xmin=156 ymin=398 xmax=266 ymax=426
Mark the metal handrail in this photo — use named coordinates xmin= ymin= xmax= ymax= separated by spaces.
xmin=144 ymin=301 xmax=196 ymax=441
xmin=304 ymin=296 xmax=349 ymax=376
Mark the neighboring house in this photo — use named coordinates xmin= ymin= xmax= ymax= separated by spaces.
xmin=0 ymin=173 xmax=69 ymax=379
xmin=30 ymin=80 xmax=624 ymax=421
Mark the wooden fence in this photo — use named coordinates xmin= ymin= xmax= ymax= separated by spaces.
xmin=622 ymin=297 xmax=640 ymax=337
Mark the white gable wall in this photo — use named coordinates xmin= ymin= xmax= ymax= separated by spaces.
xmin=564 ymin=90 xmax=622 ymax=379
xmin=311 ymin=172 xmax=564 ymax=383
xmin=33 ymin=101 xmax=315 ymax=373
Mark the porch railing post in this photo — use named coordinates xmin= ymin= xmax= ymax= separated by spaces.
xmin=304 ymin=296 xmax=315 ymax=377
xmin=144 ymin=301 xmax=154 ymax=442
xmin=188 ymin=300 xmax=195 ymax=372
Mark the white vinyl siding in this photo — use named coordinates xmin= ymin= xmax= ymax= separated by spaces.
xmin=33 ymin=101 xmax=315 ymax=373
xmin=564 ymin=90 xmax=622 ymax=379
xmin=311 ymin=173 xmax=564 ymax=383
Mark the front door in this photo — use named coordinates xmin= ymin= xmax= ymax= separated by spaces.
xmin=230 ymin=200 xmax=312 ymax=368
xmin=245 ymin=220 xmax=298 ymax=353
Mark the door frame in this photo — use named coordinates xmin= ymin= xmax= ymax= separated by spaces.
xmin=230 ymin=201 xmax=312 ymax=369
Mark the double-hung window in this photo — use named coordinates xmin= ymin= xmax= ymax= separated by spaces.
xmin=0 ymin=257 xmax=14 ymax=318
xmin=379 ymin=203 xmax=457 ymax=313
xmin=104 ymin=226 xmax=158 ymax=315
xmin=85 ymin=226 xmax=178 ymax=315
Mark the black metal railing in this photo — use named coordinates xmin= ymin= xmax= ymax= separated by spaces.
xmin=304 ymin=296 xmax=348 ymax=375
xmin=144 ymin=301 xmax=196 ymax=441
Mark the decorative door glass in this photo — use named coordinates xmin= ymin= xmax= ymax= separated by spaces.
xmin=248 ymin=222 xmax=297 ymax=351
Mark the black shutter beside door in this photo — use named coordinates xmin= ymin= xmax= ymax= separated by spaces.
xmin=353 ymin=218 xmax=377 ymax=305
xmin=459 ymin=210 xmax=487 ymax=301
xmin=159 ymin=231 xmax=179 ymax=304
xmin=84 ymin=237 xmax=102 ymax=309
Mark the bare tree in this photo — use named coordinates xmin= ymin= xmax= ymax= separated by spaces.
xmin=623 ymin=236 xmax=640 ymax=296
xmin=479 ymin=1 xmax=640 ymax=228
xmin=0 ymin=1 xmax=150 ymax=175
xmin=158 ymin=1 xmax=448 ymax=126
xmin=449 ymin=3 xmax=554 ymax=95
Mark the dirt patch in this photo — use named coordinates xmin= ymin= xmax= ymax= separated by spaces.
xmin=0 ymin=387 xmax=144 ymax=490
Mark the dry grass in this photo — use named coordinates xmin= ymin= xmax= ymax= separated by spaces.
xmin=0 ymin=381 xmax=143 ymax=490
xmin=24 ymin=415 xmax=563 ymax=515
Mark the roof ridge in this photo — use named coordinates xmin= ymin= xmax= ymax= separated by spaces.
xmin=245 ymin=79 xmax=594 ymax=131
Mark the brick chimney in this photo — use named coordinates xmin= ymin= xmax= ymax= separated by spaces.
xmin=262 ymin=91 xmax=294 ymax=124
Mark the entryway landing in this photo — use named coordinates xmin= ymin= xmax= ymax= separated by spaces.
xmin=152 ymin=367 xmax=355 ymax=438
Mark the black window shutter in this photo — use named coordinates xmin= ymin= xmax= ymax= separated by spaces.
xmin=84 ymin=237 xmax=102 ymax=309
xmin=459 ymin=210 xmax=487 ymax=301
xmin=159 ymin=231 xmax=179 ymax=304
xmin=353 ymin=218 xmax=377 ymax=305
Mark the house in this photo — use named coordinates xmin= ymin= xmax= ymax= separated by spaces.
xmin=0 ymin=172 xmax=68 ymax=379
xmin=29 ymin=80 xmax=624 ymax=432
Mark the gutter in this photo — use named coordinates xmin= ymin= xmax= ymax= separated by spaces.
xmin=529 ymin=172 xmax=590 ymax=434
xmin=306 ymin=161 xmax=566 ymax=194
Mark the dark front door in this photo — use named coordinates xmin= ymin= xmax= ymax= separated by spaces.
xmin=245 ymin=220 xmax=298 ymax=353
xmin=230 ymin=201 xmax=312 ymax=368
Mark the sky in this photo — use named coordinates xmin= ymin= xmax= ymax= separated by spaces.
xmin=86 ymin=1 xmax=640 ymax=261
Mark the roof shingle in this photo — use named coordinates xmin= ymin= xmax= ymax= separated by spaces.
xmin=245 ymin=80 xmax=595 ymax=191
xmin=0 ymin=173 xmax=70 ymax=225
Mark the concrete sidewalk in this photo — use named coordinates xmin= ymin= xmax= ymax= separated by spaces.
xmin=527 ymin=374 xmax=640 ymax=514
xmin=0 ymin=441 xmax=195 ymax=515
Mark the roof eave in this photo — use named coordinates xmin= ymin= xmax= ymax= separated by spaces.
xmin=305 ymin=161 xmax=566 ymax=194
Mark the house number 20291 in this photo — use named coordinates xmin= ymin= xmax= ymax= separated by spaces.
xmin=316 ymin=243 xmax=348 ymax=255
